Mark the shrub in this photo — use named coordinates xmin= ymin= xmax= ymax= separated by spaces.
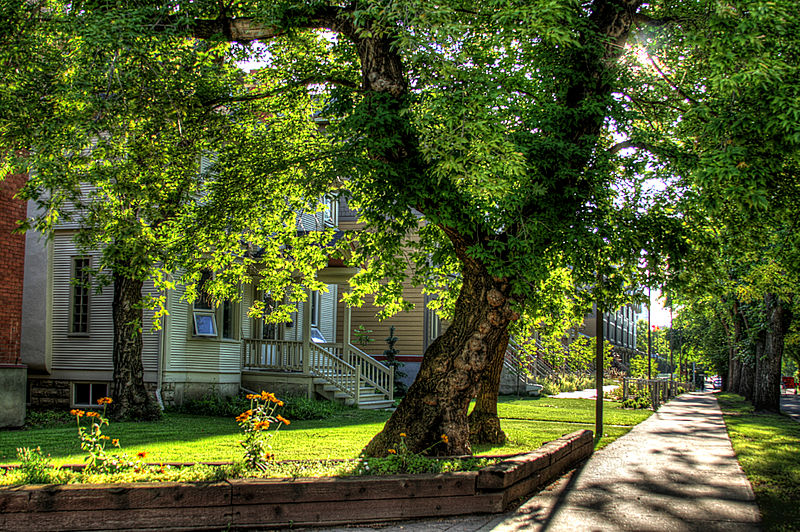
xmin=281 ymin=396 xmax=350 ymax=420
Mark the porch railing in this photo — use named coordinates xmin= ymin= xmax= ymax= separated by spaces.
xmin=242 ymin=338 xmax=303 ymax=371
xmin=242 ymin=338 xmax=393 ymax=404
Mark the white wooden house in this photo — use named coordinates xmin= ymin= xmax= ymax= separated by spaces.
xmin=20 ymin=197 xmax=394 ymax=410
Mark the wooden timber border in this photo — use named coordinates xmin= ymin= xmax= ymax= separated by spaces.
xmin=0 ymin=430 xmax=593 ymax=531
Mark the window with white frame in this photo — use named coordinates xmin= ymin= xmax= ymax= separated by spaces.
xmin=70 ymin=256 xmax=91 ymax=335
xmin=310 ymin=290 xmax=320 ymax=328
xmin=190 ymin=271 xmax=238 ymax=340
xmin=322 ymin=195 xmax=337 ymax=227
xmin=192 ymin=271 xmax=217 ymax=337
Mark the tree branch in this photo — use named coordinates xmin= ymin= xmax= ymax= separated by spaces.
xmin=205 ymin=76 xmax=359 ymax=108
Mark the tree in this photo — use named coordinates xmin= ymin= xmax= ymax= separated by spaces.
xmin=0 ymin=3 xmax=330 ymax=419
xmin=4 ymin=0 xmax=697 ymax=452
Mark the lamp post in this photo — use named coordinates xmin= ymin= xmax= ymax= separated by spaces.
xmin=596 ymin=304 xmax=603 ymax=443
xmin=647 ymin=287 xmax=652 ymax=380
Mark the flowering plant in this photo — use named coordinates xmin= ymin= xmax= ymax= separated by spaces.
xmin=71 ymin=397 xmax=145 ymax=473
xmin=237 ymin=391 xmax=290 ymax=471
xmin=71 ymin=397 xmax=123 ymax=472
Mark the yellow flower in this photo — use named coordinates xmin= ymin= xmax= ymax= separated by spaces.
xmin=96 ymin=397 xmax=113 ymax=405
xmin=441 ymin=434 xmax=449 ymax=444
xmin=399 ymin=433 xmax=406 ymax=438
xmin=276 ymin=415 xmax=291 ymax=426
xmin=112 ymin=439 xmax=119 ymax=446
xmin=101 ymin=435 xmax=110 ymax=440
xmin=387 ymin=449 xmax=396 ymax=454
xmin=277 ymin=400 xmax=284 ymax=406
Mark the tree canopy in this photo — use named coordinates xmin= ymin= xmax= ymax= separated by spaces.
xmin=4 ymin=0 xmax=798 ymax=446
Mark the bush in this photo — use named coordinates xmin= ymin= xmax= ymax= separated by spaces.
xmin=24 ymin=410 xmax=74 ymax=429
xmin=15 ymin=447 xmax=58 ymax=484
xmin=621 ymin=397 xmax=651 ymax=409
xmin=171 ymin=393 xmax=351 ymax=421
xmin=538 ymin=374 xmax=596 ymax=395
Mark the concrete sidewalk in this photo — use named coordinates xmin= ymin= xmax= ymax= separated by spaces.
xmin=496 ymin=392 xmax=761 ymax=531
xmin=289 ymin=392 xmax=760 ymax=532
xmin=781 ymin=392 xmax=800 ymax=422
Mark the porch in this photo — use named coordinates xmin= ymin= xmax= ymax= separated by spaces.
xmin=241 ymin=338 xmax=394 ymax=409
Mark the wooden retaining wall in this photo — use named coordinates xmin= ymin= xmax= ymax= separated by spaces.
xmin=0 ymin=430 xmax=593 ymax=531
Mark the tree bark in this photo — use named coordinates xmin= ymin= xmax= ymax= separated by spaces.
xmin=468 ymin=327 xmax=510 ymax=445
xmin=363 ymin=262 xmax=516 ymax=456
xmin=110 ymin=272 xmax=160 ymax=421
xmin=753 ymin=293 xmax=792 ymax=412
xmin=728 ymin=302 xmax=743 ymax=393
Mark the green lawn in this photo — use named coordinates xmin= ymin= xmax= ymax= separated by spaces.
xmin=0 ymin=396 xmax=651 ymax=467
xmin=717 ymin=393 xmax=800 ymax=532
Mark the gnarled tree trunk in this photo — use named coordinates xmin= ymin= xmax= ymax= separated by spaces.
xmin=363 ymin=261 xmax=516 ymax=456
xmin=468 ymin=327 xmax=510 ymax=445
xmin=110 ymin=272 xmax=160 ymax=421
xmin=753 ymin=293 xmax=792 ymax=412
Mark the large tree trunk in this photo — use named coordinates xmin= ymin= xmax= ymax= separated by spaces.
xmin=739 ymin=355 xmax=755 ymax=400
xmin=110 ymin=272 xmax=160 ymax=421
xmin=753 ymin=293 xmax=792 ymax=412
xmin=468 ymin=328 xmax=510 ymax=445
xmin=363 ymin=262 xmax=516 ymax=456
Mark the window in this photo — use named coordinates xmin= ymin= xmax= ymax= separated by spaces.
xmin=310 ymin=290 xmax=320 ymax=328
xmin=322 ymin=196 xmax=337 ymax=227
xmin=192 ymin=271 xmax=217 ymax=337
xmin=190 ymin=270 xmax=238 ymax=340
xmin=70 ymin=257 xmax=91 ymax=334
xmin=73 ymin=382 xmax=109 ymax=407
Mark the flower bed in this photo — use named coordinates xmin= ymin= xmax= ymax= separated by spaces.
xmin=0 ymin=430 xmax=593 ymax=531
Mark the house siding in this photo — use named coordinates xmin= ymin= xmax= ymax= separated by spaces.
xmin=50 ymin=231 xmax=159 ymax=375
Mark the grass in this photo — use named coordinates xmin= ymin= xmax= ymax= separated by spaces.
xmin=717 ymin=392 xmax=800 ymax=532
xmin=0 ymin=395 xmax=652 ymax=480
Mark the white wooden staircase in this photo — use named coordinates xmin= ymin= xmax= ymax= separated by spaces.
xmin=242 ymin=339 xmax=395 ymax=410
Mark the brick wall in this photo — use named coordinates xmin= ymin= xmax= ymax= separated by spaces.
xmin=0 ymin=172 xmax=27 ymax=365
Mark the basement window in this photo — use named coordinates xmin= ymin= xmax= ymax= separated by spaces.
xmin=73 ymin=382 xmax=109 ymax=407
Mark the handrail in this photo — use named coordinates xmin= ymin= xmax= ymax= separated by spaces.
xmin=308 ymin=343 xmax=359 ymax=401
xmin=241 ymin=338 xmax=393 ymax=405
xmin=346 ymin=343 xmax=394 ymax=400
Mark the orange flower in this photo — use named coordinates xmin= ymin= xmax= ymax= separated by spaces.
xmin=246 ymin=394 xmax=258 ymax=400
xmin=137 ymin=451 xmax=147 ymax=459
xmin=441 ymin=434 xmax=449 ymax=444
xmin=236 ymin=410 xmax=253 ymax=422
xmin=85 ymin=411 xmax=100 ymax=418
xmin=277 ymin=400 xmax=284 ymax=406
xmin=101 ymin=435 xmax=110 ymax=440
xmin=276 ymin=415 xmax=290 ymax=426
xmin=262 ymin=452 xmax=274 ymax=461
xmin=254 ymin=420 xmax=271 ymax=431
xmin=70 ymin=409 xmax=85 ymax=418
xmin=97 ymin=397 xmax=113 ymax=405
xmin=399 ymin=433 xmax=407 ymax=438
xmin=387 ymin=449 xmax=397 ymax=455
xmin=112 ymin=439 xmax=119 ymax=446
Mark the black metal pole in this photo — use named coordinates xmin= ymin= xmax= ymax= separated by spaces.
xmin=647 ymin=287 xmax=653 ymax=380
xmin=596 ymin=305 xmax=603 ymax=442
